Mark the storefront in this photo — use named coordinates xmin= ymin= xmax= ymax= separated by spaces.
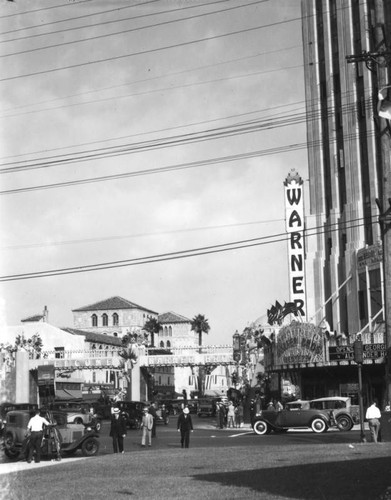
xmin=263 ymin=321 xmax=386 ymax=407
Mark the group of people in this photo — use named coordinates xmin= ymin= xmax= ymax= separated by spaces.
xmin=109 ymin=401 xmax=194 ymax=452
xmin=216 ymin=400 xmax=244 ymax=429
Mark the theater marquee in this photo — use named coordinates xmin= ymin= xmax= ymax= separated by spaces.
xmin=284 ymin=170 xmax=306 ymax=319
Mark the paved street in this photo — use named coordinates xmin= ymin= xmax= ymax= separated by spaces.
xmin=1 ymin=417 xmax=391 ymax=500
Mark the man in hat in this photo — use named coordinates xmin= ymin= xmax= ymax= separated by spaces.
xmin=177 ymin=407 xmax=193 ymax=448
xmin=109 ymin=406 xmax=127 ymax=453
xmin=140 ymin=406 xmax=154 ymax=447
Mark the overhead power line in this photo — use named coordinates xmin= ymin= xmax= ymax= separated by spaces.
xmin=0 ymin=0 xmax=93 ymax=20
xmin=0 ymin=217 xmax=375 ymax=282
xmin=0 ymin=20 xmax=299 ymax=83
xmin=0 ymin=0 xmax=265 ymax=55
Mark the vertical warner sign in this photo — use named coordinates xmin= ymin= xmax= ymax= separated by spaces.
xmin=284 ymin=170 xmax=306 ymax=320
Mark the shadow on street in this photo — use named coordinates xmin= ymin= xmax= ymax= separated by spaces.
xmin=192 ymin=455 xmax=391 ymax=499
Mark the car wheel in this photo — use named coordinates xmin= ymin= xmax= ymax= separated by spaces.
xmin=336 ymin=414 xmax=353 ymax=431
xmin=74 ymin=417 xmax=83 ymax=425
xmin=4 ymin=431 xmax=22 ymax=460
xmin=311 ymin=418 xmax=327 ymax=433
xmin=81 ymin=437 xmax=100 ymax=457
xmin=253 ymin=420 xmax=269 ymax=435
xmin=94 ymin=420 xmax=102 ymax=432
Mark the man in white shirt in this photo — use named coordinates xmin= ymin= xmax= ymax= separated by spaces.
xmin=365 ymin=400 xmax=381 ymax=443
xmin=26 ymin=409 xmax=50 ymax=463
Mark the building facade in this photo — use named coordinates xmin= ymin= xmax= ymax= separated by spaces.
xmin=72 ymin=296 xmax=158 ymax=338
xmin=262 ymin=0 xmax=391 ymax=408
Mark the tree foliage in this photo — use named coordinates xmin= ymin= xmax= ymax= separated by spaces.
xmin=190 ymin=314 xmax=210 ymax=347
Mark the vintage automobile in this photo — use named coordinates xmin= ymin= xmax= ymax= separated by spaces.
xmin=2 ymin=410 xmax=100 ymax=461
xmin=115 ymin=401 xmax=144 ymax=429
xmin=309 ymin=396 xmax=358 ymax=431
xmin=253 ymin=400 xmax=334 ymax=435
xmin=197 ymin=398 xmax=216 ymax=417
xmin=43 ymin=400 xmax=101 ymax=430
xmin=155 ymin=404 xmax=170 ymax=425
xmin=0 ymin=403 xmax=38 ymax=437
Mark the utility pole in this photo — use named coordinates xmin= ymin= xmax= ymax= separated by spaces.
xmin=346 ymin=0 xmax=391 ymax=404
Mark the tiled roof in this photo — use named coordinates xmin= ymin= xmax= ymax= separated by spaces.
xmin=61 ymin=327 xmax=123 ymax=346
xmin=21 ymin=315 xmax=44 ymax=323
xmin=72 ymin=296 xmax=158 ymax=315
xmin=158 ymin=311 xmax=191 ymax=324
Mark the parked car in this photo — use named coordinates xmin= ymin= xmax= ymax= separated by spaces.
xmin=115 ymin=401 xmax=144 ymax=429
xmin=43 ymin=401 xmax=101 ymax=431
xmin=309 ymin=396 xmax=358 ymax=431
xmin=2 ymin=410 xmax=100 ymax=461
xmin=253 ymin=400 xmax=333 ymax=435
xmin=155 ymin=404 xmax=170 ymax=425
xmin=0 ymin=403 xmax=38 ymax=436
xmin=197 ymin=398 xmax=216 ymax=417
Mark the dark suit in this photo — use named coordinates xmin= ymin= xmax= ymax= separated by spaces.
xmin=177 ymin=412 xmax=193 ymax=448
xmin=149 ymin=405 xmax=157 ymax=437
xmin=109 ymin=413 xmax=127 ymax=453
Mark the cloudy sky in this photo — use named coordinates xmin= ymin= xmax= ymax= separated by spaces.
xmin=0 ymin=0 xmax=307 ymax=345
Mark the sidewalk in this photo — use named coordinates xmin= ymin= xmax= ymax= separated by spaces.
xmin=0 ymin=456 xmax=87 ymax=475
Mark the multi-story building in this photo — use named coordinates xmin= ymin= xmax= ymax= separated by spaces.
xmin=72 ymin=296 xmax=158 ymax=338
xmin=262 ymin=0 xmax=391 ymax=408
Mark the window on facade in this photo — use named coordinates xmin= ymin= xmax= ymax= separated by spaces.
xmin=112 ymin=313 xmax=119 ymax=326
xmin=160 ymin=341 xmax=164 ymax=348
xmin=92 ymin=314 xmax=98 ymax=327
xmin=169 ymin=326 xmax=172 ymax=336
xmin=167 ymin=340 xmax=171 ymax=348
xmin=158 ymin=376 xmax=161 ymax=385
xmin=54 ymin=347 xmax=64 ymax=359
xmin=92 ymin=372 xmax=96 ymax=383
xmin=164 ymin=326 xmax=168 ymax=337
xmin=168 ymin=377 xmax=170 ymax=385
xmin=113 ymin=332 xmax=118 ymax=337
xmin=102 ymin=313 xmax=108 ymax=326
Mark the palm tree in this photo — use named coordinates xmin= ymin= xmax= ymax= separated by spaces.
xmin=190 ymin=314 xmax=210 ymax=350
xmin=191 ymin=314 xmax=210 ymax=397
xmin=143 ymin=318 xmax=161 ymax=348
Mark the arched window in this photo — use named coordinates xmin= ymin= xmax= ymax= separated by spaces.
xmin=102 ymin=313 xmax=108 ymax=326
xmin=112 ymin=313 xmax=119 ymax=326
xmin=113 ymin=332 xmax=118 ymax=337
xmin=160 ymin=341 xmax=164 ymax=348
xmin=164 ymin=326 xmax=168 ymax=337
xmin=166 ymin=340 xmax=171 ymax=348
xmin=92 ymin=314 xmax=98 ymax=327
xmin=168 ymin=326 xmax=172 ymax=336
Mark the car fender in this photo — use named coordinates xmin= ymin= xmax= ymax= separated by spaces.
xmin=62 ymin=430 xmax=100 ymax=452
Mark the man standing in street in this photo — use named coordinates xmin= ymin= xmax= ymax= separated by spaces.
xmin=26 ymin=409 xmax=50 ymax=463
xmin=149 ymin=402 xmax=157 ymax=438
xmin=365 ymin=400 xmax=381 ymax=443
xmin=177 ymin=407 xmax=193 ymax=448
xmin=141 ymin=407 xmax=154 ymax=447
xmin=109 ymin=407 xmax=127 ymax=453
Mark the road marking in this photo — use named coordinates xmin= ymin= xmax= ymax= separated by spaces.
xmin=229 ymin=431 xmax=254 ymax=438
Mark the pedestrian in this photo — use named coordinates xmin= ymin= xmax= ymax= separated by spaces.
xmin=149 ymin=402 xmax=158 ymax=438
xmin=26 ymin=409 xmax=51 ymax=464
xmin=365 ymin=400 xmax=381 ymax=443
xmin=109 ymin=407 xmax=127 ymax=453
xmin=141 ymin=407 xmax=154 ymax=447
xmin=177 ymin=407 xmax=193 ymax=448
xmin=227 ymin=401 xmax=235 ymax=428
xmin=235 ymin=402 xmax=244 ymax=428
xmin=274 ymin=399 xmax=283 ymax=412
xmin=217 ymin=402 xmax=226 ymax=429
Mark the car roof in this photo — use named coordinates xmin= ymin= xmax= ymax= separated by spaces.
xmin=310 ymin=397 xmax=349 ymax=402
